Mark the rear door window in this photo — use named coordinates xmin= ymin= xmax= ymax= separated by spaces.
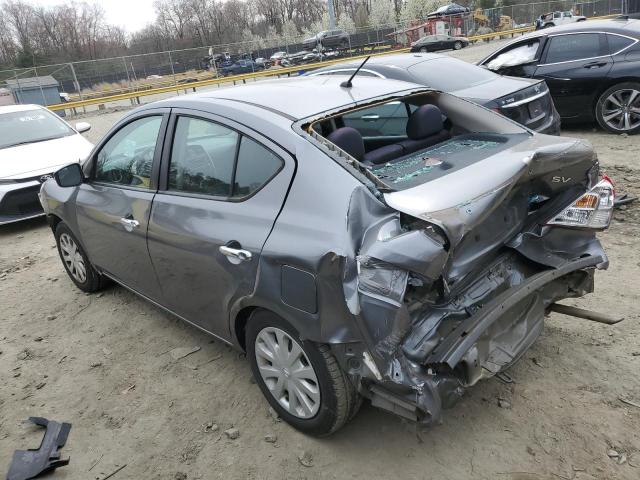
xmin=168 ymin=115 xmax=283 ymax=199
xmin=168 ymin=117 xmax=238 ymax=197
xmin=543 ymin=33 xmax=605 ymax=64
xmin=606 ymin=34 xmax=636 ymax=54
xmin=232 ymin=137 xmax=283 ymax=198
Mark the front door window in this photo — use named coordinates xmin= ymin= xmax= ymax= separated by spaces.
xmin=94 ymin=116 xmax=162 ymax=189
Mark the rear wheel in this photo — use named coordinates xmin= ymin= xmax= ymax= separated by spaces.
xmin=54 ymin=222 xmax=106 ymax=292
xmin=595 ymin=82 xmax=640 ymax=134
xmin=453 ymin=41 xmax=462 ymax=50
xmin=247 ymin=309 xmax=360 ymax=436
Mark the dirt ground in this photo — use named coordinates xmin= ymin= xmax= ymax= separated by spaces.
xmin=1 ymin=44 xmax=640 ymax=480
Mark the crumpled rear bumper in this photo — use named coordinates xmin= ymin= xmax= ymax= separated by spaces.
xmin=358 ymin=244 xmax=606 ymax=426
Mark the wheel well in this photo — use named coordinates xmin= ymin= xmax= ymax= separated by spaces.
xmin=47 ymin=214 xmax=63 ymax=232
xmin=234 ymin=306 xmax=258 ymax=351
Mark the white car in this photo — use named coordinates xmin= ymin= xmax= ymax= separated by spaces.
xmin=270 ymin=51 xmax=287 ymax=61
xmin=0 ymin=104 xmax=93 ymax=225
xmin=535 ymin=11 xmax=586 ymax=29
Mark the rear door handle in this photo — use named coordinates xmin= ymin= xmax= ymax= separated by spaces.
xmin=583 ymin=61 xmax=607 ymax=69
xmin=219 ymin=245 xmax=252 ymax=264
xmin=120 ymin=217 xmax=140 ymax=232
xmin=361 ymin=114 xmax=380 ymax=121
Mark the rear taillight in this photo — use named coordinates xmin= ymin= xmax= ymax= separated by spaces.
xmin=547 ymin=177 xmax=615 ymax=229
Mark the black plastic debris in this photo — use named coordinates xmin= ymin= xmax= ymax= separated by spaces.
xmin=6 ymin=417 xmax=71 ymax=480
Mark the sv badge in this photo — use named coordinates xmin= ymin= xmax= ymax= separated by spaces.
xmin=552 ymin=176 xmax=572 ymax=183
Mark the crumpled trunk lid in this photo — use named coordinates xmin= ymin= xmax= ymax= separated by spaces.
xmin=381 ymin=134 xmax=598 ymax=284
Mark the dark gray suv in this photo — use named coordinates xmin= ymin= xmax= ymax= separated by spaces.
xmin=40 ymin=76 xmax=612 ymax=436
xmin=302 ymin=29 xmax=350 ymax=51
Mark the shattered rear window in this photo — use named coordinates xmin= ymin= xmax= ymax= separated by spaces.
xmin=372 ymin=138 xmax=504 ymax=188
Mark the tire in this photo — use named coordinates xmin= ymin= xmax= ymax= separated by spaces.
xmin=54 ymin=222 xmax=106 ymax=292
xmin=419 ymin=46 xmax=428 ymax=53
xmin=453 ymin=41 xmax=462 ymax=50
xmin=595 ymin=82 xmax=640 ymax=134
xmin=543 ymin=22 xmax=555 ymax=28
xmin=247 ymin=309 xmax=360 ymax=436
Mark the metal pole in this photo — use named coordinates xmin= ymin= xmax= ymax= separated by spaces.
xmin=168 ymin=51 xmax=178 ymax=95
xmin=13 ymin=69 xmax=20 ymax=104
xmin=33 ymin=65 xmax=47 ymax=107
xmin=328 ymin=0 xmax=336 ymax=30
xmin=69 ymin=62 xmax=86 ymax=114
xmin=122 ymin=56 xmax=132 ymax=86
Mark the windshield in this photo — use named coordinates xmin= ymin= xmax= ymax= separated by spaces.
xmin=0 ymin=108 xmax=75 ymax=149
xmin=408 ymin=58 xmax=498 ymax=91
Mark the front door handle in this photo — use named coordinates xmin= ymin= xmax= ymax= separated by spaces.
xmin=219 ymin=245 xmax=252 ymax=264
xmin=583 ymin=61 xmax=607 ymax=69
xmin=361 ymin=114 xmax=380 ymax=121
xmin=120 ymin=217 xmax=140 ymax=232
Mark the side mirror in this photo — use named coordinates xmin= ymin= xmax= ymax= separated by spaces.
xmin=75 ymin=122 xmax=91 ymax=133
xmin=54 ymin=163 xmax=84 ymax=188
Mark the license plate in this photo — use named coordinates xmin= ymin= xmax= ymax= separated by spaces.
xmin=528 ymin=99 xmax=544 ymax=118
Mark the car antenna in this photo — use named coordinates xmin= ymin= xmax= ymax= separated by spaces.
xmin=341 ymin=56 xmax=371 ymax=88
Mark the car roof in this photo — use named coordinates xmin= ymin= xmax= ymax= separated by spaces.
xmin=153 ymin=75 xmax=423 ymax=120
xmin=0 ymin=104 xmax=45 ymax=114
xmin=534 ymin=18 xmax=640 ymax=36
xmin=315 ymin=52 xmax=447 ymax=70
xmin=310 ymin=53 xmax=468 ymax=77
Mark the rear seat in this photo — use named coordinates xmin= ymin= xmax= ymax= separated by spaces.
xmin=326 ymin=127 xmax=402 ymax=165
xmin=326 ymin=104 xmax=450 ymax=166
xmin=398 ymin=104 xmax=451 ymax=155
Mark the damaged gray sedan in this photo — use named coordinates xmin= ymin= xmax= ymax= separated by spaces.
xmin=39 ymin=75 xmax=614 ymax=436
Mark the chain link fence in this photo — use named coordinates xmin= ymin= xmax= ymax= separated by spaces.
xmin=0 ymin=0 xmax=631 ymax=112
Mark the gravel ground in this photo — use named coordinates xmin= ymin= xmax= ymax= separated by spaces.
xmin=1 ymin=40 xmax=639 ymax=480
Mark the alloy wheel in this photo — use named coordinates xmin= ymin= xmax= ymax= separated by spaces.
xmin=59 ymin=233 xmax=87 ymax=283
xmin=254 ymin=327 xmax=320 ymax=419
xmin=601 ymin=88 xmax=640 ymax=132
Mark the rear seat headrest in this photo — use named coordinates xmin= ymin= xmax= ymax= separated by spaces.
xmin=326 ymin=127 xmax=365 ymax=161
xmin=406 ymin=104 xmax=444 ymax=140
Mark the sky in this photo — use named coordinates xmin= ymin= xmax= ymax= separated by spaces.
xmin=26 ymin=0 xmax=157 ymax=33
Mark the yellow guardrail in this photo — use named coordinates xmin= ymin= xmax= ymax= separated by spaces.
xmin=469 ymin=25 xmax=536 ymax=41
xmin=48 ymin=14 xmax=621 ymax=113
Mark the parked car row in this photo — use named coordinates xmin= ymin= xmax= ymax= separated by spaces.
xmin=269 ymin=48 xmax=344 ymax=67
